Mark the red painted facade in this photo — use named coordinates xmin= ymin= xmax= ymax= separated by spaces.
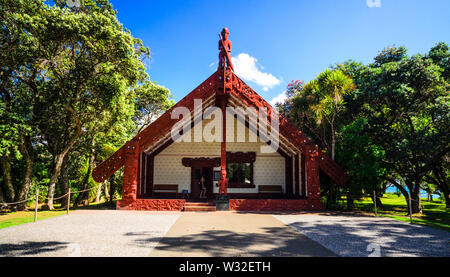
xmin=115 ymin=198 xmax=324 ymax=211
xmin=230 ymin=199 xmax=325 ymax=211
xmin=117 ymin=199 xmax=186 ymax=211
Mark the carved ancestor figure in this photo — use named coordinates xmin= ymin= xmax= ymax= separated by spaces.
xmin=218 ymin=27 xmax=233 ymax=71
xmin=218 ymin=169 xmax=228 ymax=195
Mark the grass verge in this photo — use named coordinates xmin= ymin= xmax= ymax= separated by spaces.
xmin=337 ymin=193 xmax=450 ymax=232
xmin=0 ymin=210 xmax=67 ymax=229
xmin=0 ymin=201 xmax=116 ymax=229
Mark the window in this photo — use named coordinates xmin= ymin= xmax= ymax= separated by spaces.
xmin=226 ymin=162 xmax=254 ymax=188
xmin=227 ymin=163 xmax=251 ymax=184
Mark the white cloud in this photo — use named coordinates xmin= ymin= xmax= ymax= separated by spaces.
xmin=366 ymin=0 xmax=381 ymax=8
xmin=269 ymin=91 xmax=288 ymax=106
xmin=231 ymin=53 xmax=281 ymax=91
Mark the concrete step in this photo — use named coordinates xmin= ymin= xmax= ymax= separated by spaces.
xmin=183 ymin=205 xmax=217 ymax=212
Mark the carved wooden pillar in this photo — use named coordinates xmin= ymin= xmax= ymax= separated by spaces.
xmin=284 ymin=155 xmax=293 ymax=197
xmin=295 ymin=153 xmax=300 ymax=197
xmin=145 ymin=154 xmax=154 ymax=198
xmin=122 ymin=140 xmax=140 ymax=201
xmin=216 ymin=28 xmax=234 ymax=195
xmin=301 ymin=152 xmax=306 ymax=197
xmin=220 ymin=97 xmax=227 ymax=172
xmin=305 ymin=145 xmax=320 ymax=200
xmin=218 ymin=95 xmax=228 ymax=195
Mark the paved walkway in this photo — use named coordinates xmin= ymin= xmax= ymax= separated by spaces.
xmin=149 ymin=212 xmax=335 ymax=257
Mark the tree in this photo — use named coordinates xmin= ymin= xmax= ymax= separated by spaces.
xmin=284 ymin=70 xmax=355 ymax=207
xmin=133 ymin=81 xmax=174 ymax=134
xmin=286 ymin=70 xmax=355 ymax=161
xmin=277 ymin=45 xmax=449 ymax=213
xmin=428 ymin=42 xmax=450 ymax=82
xmin=0 ymin=0 xmax=41 ymax=207
xmin=356 ymin=46 xmax=448 ymax=214
xmin=423 ymin=95 xmax=450 ymax=207
xmin=0 ymin=0 xmax=174 ymax=209
xmin=420 ymin=182 xmax=437 ymax=202
xmin=337 ymin=118 xmax=386 ymax=209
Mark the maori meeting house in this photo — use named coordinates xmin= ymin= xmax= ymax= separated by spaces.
xmin=92 ymin=28 xmax=348 ymax=211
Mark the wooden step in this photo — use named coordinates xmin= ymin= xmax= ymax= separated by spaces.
xmin=184 ymin=202 xmax=215 ymax=207
xmin=184 ymin=206 xmax=216 ymax=212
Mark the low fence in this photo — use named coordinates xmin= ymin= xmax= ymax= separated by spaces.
xmin=2 ymin=189 xmax=420 ymax=223
xmin=341 ymin=191 xmax=419 ymax=223
xmin=0 ymin=184 xmax=103 ymax=222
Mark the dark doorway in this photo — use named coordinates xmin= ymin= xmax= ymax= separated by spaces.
xmin=191 ymin=167 xmax=214 ymax=200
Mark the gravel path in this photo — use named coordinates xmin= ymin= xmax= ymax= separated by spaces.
xmin=0 ymin=210 xmax=180 ymax=257
xmin=2 ymin=210 xmax=448 ymax=257
xmin=274 ymin=213 xmax=450 ymax=257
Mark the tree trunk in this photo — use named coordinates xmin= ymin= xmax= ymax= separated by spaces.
xmin=327 ymin=124 xmax=336 ymax=209
xmin=386 ymin=178 xmax=412 ymax=214
xmin=429 ymin=168 xmax=449 ymax=208
xmin=104 ymin=181 xmax=110 ymax=202
xmin=15 ymin=138 xmax=34 ymax=210
xmin=45 ymin=119 xmax=81 ymax=210
xmin=376 ymin=191 xmax=383 ymax=208
xmin=437 ymin=185 xmax=449 ymax=208
xmin=94 ymin=183 xmax=102 ymax=203
xmin=425 ymin=166 xmax=450 ymax=208
xmin=331 ymin=125 xmax=335 ymax=161
xmin=377 ymin=197 xmax=383 ymax=208
xmin=46 ymin=153 xmax=66 ymax=210
xmin=58 ymin=155 xmax=70 ymax=209
xmin=327 ymin=185 xmax=335 ymax=209
xmin=108 ymin=175 xmax=115 ymax=208
xmin=370 ymin=194 xmax=383 ymax=209
xmin=410 ymin=183 xmax=422 ymax=214
xmin=0 ymin=155 xmax=15 ymax=202
xmin=0 ymin=185 xmax=4 ymax=203
xmin=75 ymin=142 xmax=96 ymax=207
xmin=387 ymin=177 xmax=422 ymax=214
xmin=346 ymin=194 xmax=354 ymax=210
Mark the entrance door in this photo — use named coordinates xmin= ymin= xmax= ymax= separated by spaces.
xmin=191 ymin=167 xmax=213 ymax=200
xmin=202 ymin=167 xmax=213 ymax=198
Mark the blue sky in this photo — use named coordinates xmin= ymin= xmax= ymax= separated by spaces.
xmin=110 ymin=0 xmax=450 ymax=103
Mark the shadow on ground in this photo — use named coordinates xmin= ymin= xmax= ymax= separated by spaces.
xmin=130 ymin=226 xmax=337 ymax=257
xmin=0 ymin=241 xmax=69 ymax=256
xmin=277 ymin=215 xmax=450 ymax=257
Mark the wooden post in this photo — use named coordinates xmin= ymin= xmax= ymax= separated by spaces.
xmin=67 ymin=188 xmax=71 ymax=215
xmin=373 ymin=191 xmax=377 ymax=216
xmin=305 ymin=145 xmax=320 ymax=200
xmin=408 ymin=194 xmax=413 ymax=223
xmin=219 ymin=95 xmax=228 ymax=195
xmin=34 ymin=188 xmax=39 ymax=223
xmin=217 ymin=65 xmax=228 ymax=196
xmin=122 ymin=140 xmax=140 ymax=202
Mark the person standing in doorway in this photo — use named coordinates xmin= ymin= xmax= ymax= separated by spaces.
xmin=199 ymin=176 xmax=207 ymax=199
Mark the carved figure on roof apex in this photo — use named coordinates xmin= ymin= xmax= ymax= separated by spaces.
xmin=218 ymin=27 xmax=233 ymax=71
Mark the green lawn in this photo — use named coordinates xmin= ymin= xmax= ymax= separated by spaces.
xmin=0 ymin=209 xmax=67 ymax=229
xmin=2 ymin=196 xmax=448 ymax=232
xmin=338 ymin=193 xmax=450 ymax=232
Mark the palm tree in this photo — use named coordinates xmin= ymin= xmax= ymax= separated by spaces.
xmin=287 ymin=69 xmax=355 ymax=208
xmin=308 ymin=69 xmax=355 ymax=160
